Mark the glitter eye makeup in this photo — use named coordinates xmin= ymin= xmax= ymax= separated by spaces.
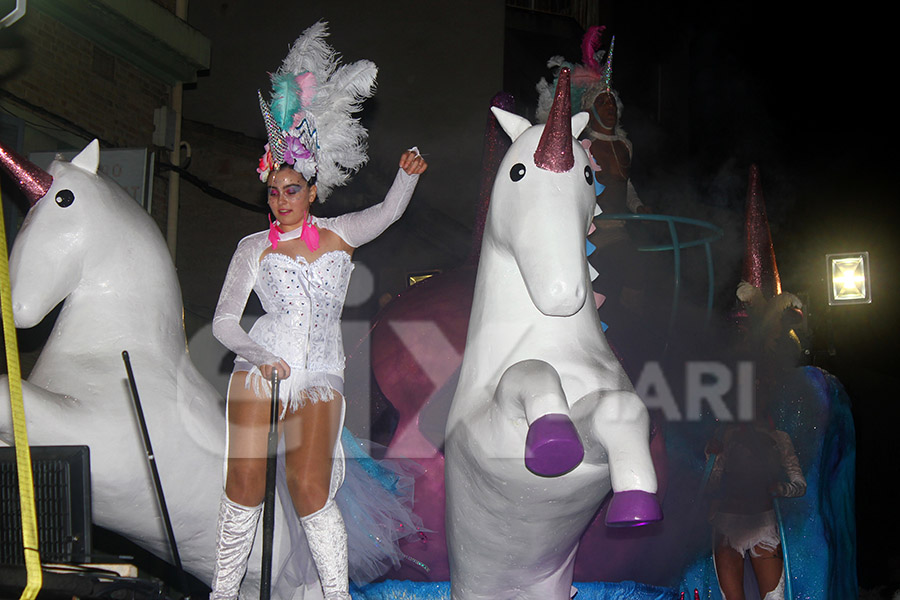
xmin=269 ymin=183 xmax=307 ymax=200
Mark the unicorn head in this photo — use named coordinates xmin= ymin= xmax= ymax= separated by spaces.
xmin=485 ymin=68 xmax=594 ymax=316
xmin=3 ymin=140 xmax=174 ymax=330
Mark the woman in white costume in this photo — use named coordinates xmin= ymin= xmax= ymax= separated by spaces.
xmin=210 ymin=22 xmax=426 ymax=600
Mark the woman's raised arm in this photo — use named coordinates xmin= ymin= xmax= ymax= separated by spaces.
xmin=327 ymin=149 xmax=427 ymax=248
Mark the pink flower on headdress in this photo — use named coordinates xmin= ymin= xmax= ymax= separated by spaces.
xmin=283 ymin=135 xmax=312 ymax=165
xmin=257 ymin=144 xmax=274 ymax=182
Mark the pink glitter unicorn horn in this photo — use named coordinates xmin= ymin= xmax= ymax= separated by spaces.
xmin=534 ymin=66 xmax=574 ymax=173
xmin=0 ymin=141 xmax=53 ymax=206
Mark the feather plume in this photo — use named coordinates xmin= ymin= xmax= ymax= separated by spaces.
xmin=278 ymin=21 xmax=337 ymax=82
xmin=736 ymin=280 xmax=764 ymax=305
xmin=328 ymin=61 xmax=377 ymax=102
xmin=270 ymin=73 xmax=304 ymax=130
xmin=547 ymin=55 xmax=566 ymax=69
xmin=581 ymin=25 xmax=606 ymax=73
xmin=256 ymin=21 xmax=378 ymax=200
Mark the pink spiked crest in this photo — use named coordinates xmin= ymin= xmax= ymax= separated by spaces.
xmin=534 ymin=67 xmax=574 ymax=173
xmin=0 ymin=141 xmax=53 ymax=206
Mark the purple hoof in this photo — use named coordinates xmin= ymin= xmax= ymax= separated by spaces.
xmin=524 ymin=413 xmax=584 ymax=476
xmin=605 ymin=490 xmax=663 ymax=527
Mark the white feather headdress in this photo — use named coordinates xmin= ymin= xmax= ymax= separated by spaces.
xmin=257 ymin=21 xmax=377 ymax=201
xmin=535 ymin=27 xmax=618 ymax=126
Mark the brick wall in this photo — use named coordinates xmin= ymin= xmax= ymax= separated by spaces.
xmin=174 ymin=119 xmax=267 ymax=333
xmin=0 ymin=9 xmax=172 ymax=232
xmin=1 ymin=11 xmax=170 ymax=147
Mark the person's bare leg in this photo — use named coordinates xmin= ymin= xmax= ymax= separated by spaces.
xmin=283 ymin=390 xmax=343 ymax=516
xmin=750 ymin=543 xmax=784 ymax=599
xmin=211 ymin=372 xmax=274 ymax=599
xmin=284 ymin=390 xmax=348 ymax=600
xmin=714 ymin=539 xmax=746 ymax=600
xmin=225 ymin=372 xmax=274 ymax=505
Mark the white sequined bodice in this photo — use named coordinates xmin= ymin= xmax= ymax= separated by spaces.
xmin=248 ymin=250 xmax=354 ymax=372
xmin=213 ymin=168 xmax=419 ymax=377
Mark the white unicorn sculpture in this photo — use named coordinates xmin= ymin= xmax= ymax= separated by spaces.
xmin=0 ymin=141 xmax=314 ymax=599
xmin=444 ymin=69 xmax=661 ymax=600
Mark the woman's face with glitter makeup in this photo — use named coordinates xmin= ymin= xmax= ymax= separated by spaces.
xmin=267 ymin=167 xmax=316 ymax=232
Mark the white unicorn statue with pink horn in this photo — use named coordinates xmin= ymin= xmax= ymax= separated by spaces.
xmin=0 ymin=142 xmax=315 ymax=598
xmin=444 ymin=68 xmax=662 ymax=600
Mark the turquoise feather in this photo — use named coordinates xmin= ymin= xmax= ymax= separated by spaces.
xmin=270 ymin=73 xmax=303 ymax=130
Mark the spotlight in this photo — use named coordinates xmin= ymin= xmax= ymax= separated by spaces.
xmin=826 ymin=251 xmax=871 ymax=305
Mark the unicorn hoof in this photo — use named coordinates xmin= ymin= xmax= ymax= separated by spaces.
xmin=605 ymin=490 xmax=662 ymax=527
xmin=524 ymin=413 xmax=584 ymax=476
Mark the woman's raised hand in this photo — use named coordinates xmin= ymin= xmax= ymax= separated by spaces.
xmin=400 ymin=150 xmax=427 ymax=175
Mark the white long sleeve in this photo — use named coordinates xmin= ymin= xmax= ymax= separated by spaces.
xmin=212 ymin=232 xmax=280 ymax=368
xmin=323 ymin=168 xmax=419 ymax=248
xmin=774 ymin=431 xmax=807 ymax=498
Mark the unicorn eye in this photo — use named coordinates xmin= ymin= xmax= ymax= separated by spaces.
xmin=584 ymin=166 xmax=594 ymax=186
xmin=55 ymin=189 xmax=75 ymax=208
xmin=510 ymin=163 xmax=526 ymax=182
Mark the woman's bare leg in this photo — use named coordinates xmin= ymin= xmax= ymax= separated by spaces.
xmin=224 ymin=372 xmax=274 ymax=506
xmin=210 ymin=372 xmax=275 ymax=600
xmin=283 ymin=389 xmax=349 ymax=599
xmin=714 ymin=539 xmax=746 ymax=600
xmin=749 ymin=543 xmax=784 ymax=599
xmin=282 ymin=389 xmax=343 ymax=517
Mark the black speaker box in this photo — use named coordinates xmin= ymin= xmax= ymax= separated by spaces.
xmin=0 ymin=445 xmax=92 ymax=565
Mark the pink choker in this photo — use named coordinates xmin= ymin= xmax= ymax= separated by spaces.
xmin=268 ymin=214 xmax=320 ymax=252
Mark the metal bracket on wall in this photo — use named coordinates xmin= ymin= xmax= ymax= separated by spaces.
xmin=1 ymin=0 xmax=27 ymax=29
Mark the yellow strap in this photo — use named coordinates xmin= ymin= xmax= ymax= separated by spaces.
xmin=0 ymin=187 xmax=43 ymax=599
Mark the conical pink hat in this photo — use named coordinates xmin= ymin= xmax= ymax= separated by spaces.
xmin=0 ymin=141 xmax=53 ymax=206
xmin=741 ymin=164 xmax=781 ymax=298
xmin=534 ymin=67 xmax=574 ymax=173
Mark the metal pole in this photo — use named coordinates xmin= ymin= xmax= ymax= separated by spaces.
xmin=166 ymin=0 xmax=188 ymax=259
xmin=121 ymin=351 xmax=191 ymax=599
xmin=259 ymin=371 xmax=279 ymax=600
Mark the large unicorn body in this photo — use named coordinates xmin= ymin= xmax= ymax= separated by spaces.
xmin=0 ymin=142 xmax=313 ymax=598
xmin=444 ymin=71 xmax=660 ymax=599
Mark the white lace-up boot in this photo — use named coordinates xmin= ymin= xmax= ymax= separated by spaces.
xmin=301 ymin=500 xmax=351 ymax=600
xmin=209 ymin=494 xmax=262 ymax=600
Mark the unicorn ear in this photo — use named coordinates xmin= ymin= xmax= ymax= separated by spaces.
xmin=572 ymin=112 xmax=590 ymax=139
xmin=491 ymin=107 xmax=532 ymax=142
xmin=71 ymin=139 xmax=101 ymax=174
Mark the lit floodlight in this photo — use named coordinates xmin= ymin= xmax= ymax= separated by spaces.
xmin=826 ymin=252 xmax=871 ymax=305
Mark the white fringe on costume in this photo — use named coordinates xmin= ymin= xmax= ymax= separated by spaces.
xmin=239 ymin=363 xmax=342 ymax=418
xmin=712 ymin=510 xmax=781 ymax=557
